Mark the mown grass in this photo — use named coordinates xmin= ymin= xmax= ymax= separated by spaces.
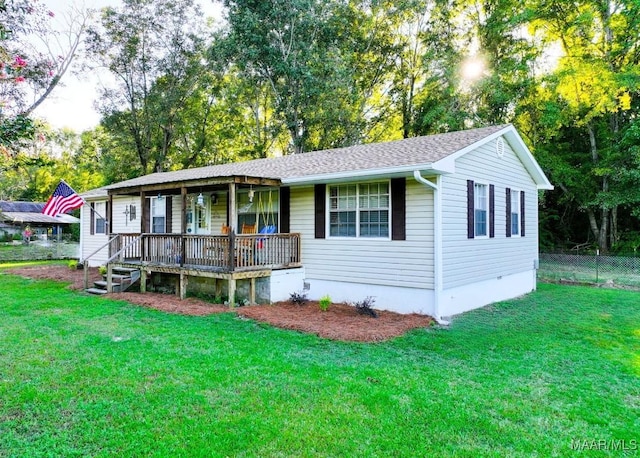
xmin=0 ymin=265 xmax=638 ymax=457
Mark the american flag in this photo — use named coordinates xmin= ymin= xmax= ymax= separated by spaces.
xmin=42 ymin=181 xmax=84 ymax=217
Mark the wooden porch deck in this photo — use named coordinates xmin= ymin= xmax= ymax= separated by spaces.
xmin=109 ymin=232 xmax=302 ymax=272
xmin=86 ymin=232 xmax=302 ymax=305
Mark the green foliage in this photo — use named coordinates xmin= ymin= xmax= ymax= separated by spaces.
xmin=318 ymin=294 xmax=331 ymax=311
xmin=0 ymin=115 xmax=36 ymax=148
xmin=289 ymin=290 xmax=308 ymax=305
xmin=353 ymin=296 xmax=378 ymax=318
xmin=86 ymin=0 xmax=209 ymax=174
xmin=67 ymin=259 xmax=78 ymax=270
xmin=98 ymin=265 xmax=107 ymax=276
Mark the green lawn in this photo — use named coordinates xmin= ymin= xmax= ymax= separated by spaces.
xmin=0 ymin=266 xmax=638 ymax=457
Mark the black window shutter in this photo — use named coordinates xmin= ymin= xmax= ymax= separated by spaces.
xmin=144 ymin=198 xmax=150 ymax=233
xmin=391 ymin=178 xmax=406 ymax=241
xmin=467 ymin=180 xmax=474 ymax=239
xmin=166 ymin=196 xmax=172 ymax=233
xmin=90 ymin=203 xmax=95 ymax=235
xmin=521 ymin=191 xmax=525 ymax=237
xmin=314 ymin=184 xmax=326 ymax=239
xmin=506 ymin=187 xmax=512 ymax=238
xmin=280 ymin=187 xmax=290 ymax=233
xmin=489 ymin=184 xmax=495 ymax=238
xmin=106 ymin=200 xmax=111 ymax=234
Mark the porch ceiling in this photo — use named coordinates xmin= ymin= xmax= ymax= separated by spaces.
xmin=107 ymin=175 xmax=281 ymax=196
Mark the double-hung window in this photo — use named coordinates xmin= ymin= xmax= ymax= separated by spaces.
xmin=94 ymin=202 xmax=106 ymax=234
xmin=329 ymin=182 xmax=389 ymax=238
xmin=474 ymin=183 xmax=488 ymax=237
xmin=151 ymin=197 xmax=166 ymax=233
xmin=510 ymin=190 xmax=520 ymax=236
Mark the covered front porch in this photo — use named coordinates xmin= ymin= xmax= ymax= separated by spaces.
xmin=84 ymin=174 xmax=301 ymax=305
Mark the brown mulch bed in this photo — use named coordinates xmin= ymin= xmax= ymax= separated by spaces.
xmin=237 ymin=302 xmax=433 ymax=342
xmin=4 ymin=265 xmax=434 ymax=341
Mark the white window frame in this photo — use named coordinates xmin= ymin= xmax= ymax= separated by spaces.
xmin=150 ymin=196 xmax=166 ymax=234
xmin=510 ymin=189 xmax=521 ymax=237
xmin=328 ymin=181 xmax=390 ymax=239
xmin=94 ymin=201 xmax=106 ymax=234
xmin=474 ymin=182 xmax=488 ymax=238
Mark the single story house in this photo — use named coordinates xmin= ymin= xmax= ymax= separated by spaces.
xmin=79 ymin=124 xmax=552 ymax=320
xmin=0 ymin=200 xmax=80 ymax=240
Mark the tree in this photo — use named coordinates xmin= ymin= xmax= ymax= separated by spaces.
xmin=222 ymin=0 xmax=401 ymax=153
xmin=519 ymin=0 xmax=640 ymax=252
xmin=1 ymin=0 xmax=89 ymax=196
xmin=86 ymin=0 xmax=208 ymax=173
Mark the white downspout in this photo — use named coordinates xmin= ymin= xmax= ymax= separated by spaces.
xmin=413 ymin=171 xmax=449 ymax=326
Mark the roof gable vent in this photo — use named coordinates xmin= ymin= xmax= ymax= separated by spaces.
xmin=496 ymin=137 xmax=505 ymax=158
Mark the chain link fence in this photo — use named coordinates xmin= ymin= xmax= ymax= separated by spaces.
xmin=0 ymin=241 xmax=79 ymax=262
xmin=538 ymin=252 xmax=640 ymax=287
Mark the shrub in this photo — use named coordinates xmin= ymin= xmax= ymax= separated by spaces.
xmin=319 ymin=294 xmax=331 ymax=312
xmin=68 ymin=260 xmax=78 ymax=270
xmin=353 ymin=296 xmax=378 ymax=318
xmin=99 ymin=265 xmax=107 ymax=275
xmin=289 ymin=291 xmax=308 ymax=305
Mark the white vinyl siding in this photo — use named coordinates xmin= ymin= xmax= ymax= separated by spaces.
xmin=291 ymin=180 xmax=434 ymax=289
xmin=80 ymin=199 xmax=109 ymax=266
xmin=441 ymin=137 xmax=539 ymax=290
xmin=111 ymin=196 xmax=142 ymax=234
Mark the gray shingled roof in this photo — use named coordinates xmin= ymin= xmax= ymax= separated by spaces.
xmin=105 ymin=125 xmax=508 ymax=191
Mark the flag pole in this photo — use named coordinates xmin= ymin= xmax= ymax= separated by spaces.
xmin=58 ymin=179 xmax=108 ymax=230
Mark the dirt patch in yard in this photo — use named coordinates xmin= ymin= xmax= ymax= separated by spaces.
xmin=4 ymin=265 xmax=434 ymax=341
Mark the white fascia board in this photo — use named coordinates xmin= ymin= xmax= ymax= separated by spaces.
xmin=281 ymin=163 xmax=451 ymax=185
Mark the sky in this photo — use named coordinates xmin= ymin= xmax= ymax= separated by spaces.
xmin=31 ymin=0 xmax=223 ymax=132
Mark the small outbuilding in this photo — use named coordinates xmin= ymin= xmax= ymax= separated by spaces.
xmin=0 ymin=200 xmax=80 ymax=241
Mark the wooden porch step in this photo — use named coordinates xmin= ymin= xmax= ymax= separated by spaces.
xmin=108 ymin=274 xmax=133 ymax=281
xmin=94 ymin=280 xmax=121 ymax=288
xmin=86 ymin=287 xmax=108 ymax=295
xmin=112 ymin=267 xmax=139 ymax=274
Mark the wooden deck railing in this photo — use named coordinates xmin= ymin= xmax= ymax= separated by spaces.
xmin=108 ymin=232 xmax=301 ymax=272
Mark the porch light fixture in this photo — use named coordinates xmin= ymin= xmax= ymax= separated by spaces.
xmin=248 ymin=186 xmax=255 ymax=203
xmin=157 ymin=192 xmax=163 ymax=200
xmin=211 ymin=193 xmax=217 ymax=205
xmin=197 ymin=192 xmax=205 ymax=207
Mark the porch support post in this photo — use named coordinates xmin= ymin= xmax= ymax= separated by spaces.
xmin=249 ymin=278 xmax=256 ymax=304
xmin=140 ymin=269 xmax=147 ymax=293
xmin=228 ymin=277 xmax=236 ymax=308
xmin=180 ymin=187 xmax=187 ymax=267
xmin=106 ymin=264 xmax=113 ymax=293
xmin=228 ymin=183 xmax=237 ymax=232
xmin=179 ymin=272 xmax=187 ymax=299
xmin=107 ymin=194 xmax=113 ymax=235
xmin=140 ymin=191 xmax=149 ymax=261
xmin=141 ymin=191 xmax=147 ymax=233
